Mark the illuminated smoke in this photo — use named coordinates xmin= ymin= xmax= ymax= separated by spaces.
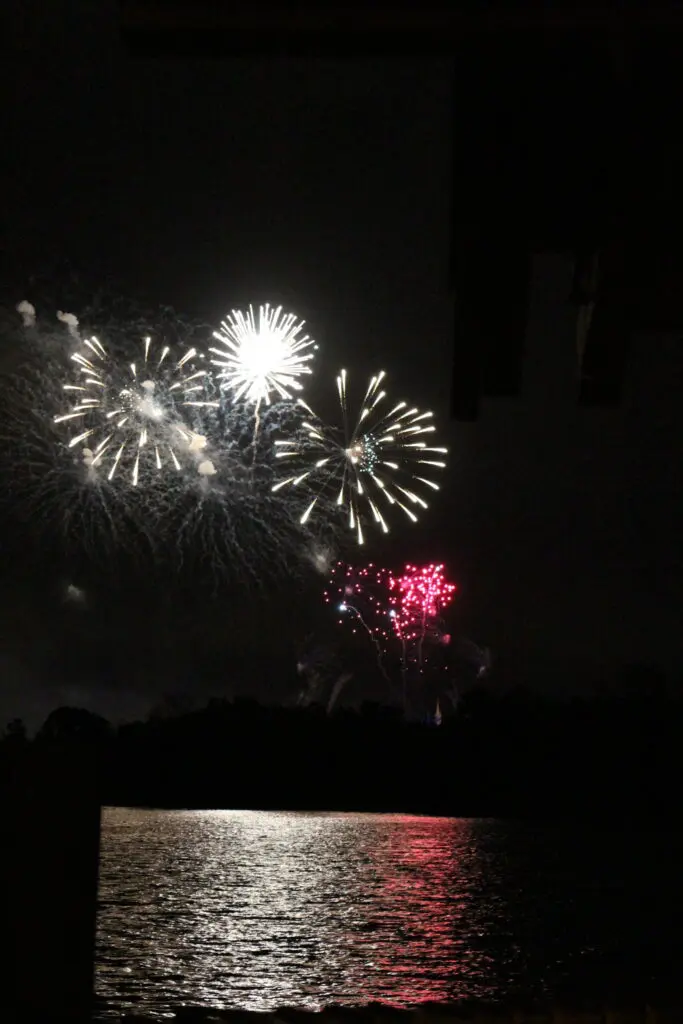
xmin=16 ymin=300 xmax=36 ymax=328
xmin=54 ymin=334 xmax=219 ymax=487
xmin=57 ymin=310 xmax=80 ymax=339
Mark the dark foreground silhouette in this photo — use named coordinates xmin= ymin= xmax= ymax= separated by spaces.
xmin=3 ymin=669 xmax=681 ymax=817
xmin=3 ymin=674 xmax=682 ymax=1022
xmin=90 ymin=1005 xmax=683 ymax=1023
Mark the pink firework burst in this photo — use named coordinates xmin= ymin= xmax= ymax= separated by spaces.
xmin=389 ymin=562 xmax=457 ymax=646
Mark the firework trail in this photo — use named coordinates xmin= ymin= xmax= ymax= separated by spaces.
xmin=443 ymin=638 xmax=492 ymax=710
xmin=273 ymin=369 xmax=447 ymax=544
xmin=166 ymin=473 xmax=317 ymax=587
xmin=296 ymin=637 xmax=345 ymax=709
xmin=54 ymin=334 xmax=219 ymax=488
xmin=210 ymin=304 xmax=317 ymax=462
xmin=326 ymin=672 xmax=353 ymax=714
xmin=161 ymin=395 xmax=326 ymax=586
xmin=338 ymin=600 xmax=391 ymax=681
xmin=325 ymin=561 xmax=396 ymax=682
xmin=0 ymin=374 xmax=159 ymax=566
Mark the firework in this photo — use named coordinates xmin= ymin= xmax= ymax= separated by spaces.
xmin=54 ymin=335 xmax=219 ymax=486
xmin=389 ymin=562 xmax=457 ymax=647
xmin=325 ymin=561 xmax=395 ymax=639
xmin=324 ymin=560 xmax=397 ymax=679
xmin=210 ymin=304 xmax=317 ymax=407
xmin=386 ymin=562 xmax=457 ymax=714
xmin=321 ymin=558 xmax=483 ymax=719
xmin=273 ymin=369 xmax=448 ymax=544
xmin=3 ymin=298 xmax=322 ymax=581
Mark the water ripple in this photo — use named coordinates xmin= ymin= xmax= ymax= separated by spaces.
xmin=96 ymin=809 xmax=683 ymax=1019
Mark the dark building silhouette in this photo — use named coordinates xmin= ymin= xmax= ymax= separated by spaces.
xmin=122 ymin=2 xmax=683 ymax=417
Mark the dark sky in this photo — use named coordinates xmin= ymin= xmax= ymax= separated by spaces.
xmin=2 ymin=2 xmax=682 ymax=725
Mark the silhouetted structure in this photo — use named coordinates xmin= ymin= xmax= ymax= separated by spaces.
xmin=122 ymin=3 xmax=683 ymax=419
xmin=4 ymin=666 xmax=680 ymax=819
xmin=1 ymin=738 xmax=101 ymax=1022
xmin=450 ymin=17 xmax=683 ymax=418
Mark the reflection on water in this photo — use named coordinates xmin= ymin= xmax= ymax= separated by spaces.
xmin=96 ymin=809 xmax=682 ymax=1019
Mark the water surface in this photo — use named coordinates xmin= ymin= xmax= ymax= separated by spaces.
xmin=97 ymin=809 xmax=682 ymax=1018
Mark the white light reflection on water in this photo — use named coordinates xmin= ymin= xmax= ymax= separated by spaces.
xmin=96 ymin=810 xmax=495 ymax=1016
xmin=96 ymin=809 xmax=683 ymax=1020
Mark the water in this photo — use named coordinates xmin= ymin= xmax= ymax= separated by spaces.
xmin=96 ymin=808 xmax=682 ymax=1019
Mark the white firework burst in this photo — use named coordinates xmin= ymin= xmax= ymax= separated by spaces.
xmin=54 ymin=335 xmax=219 ymax=486
xmin=210 ymin=303 xmax=317 ymax=407
xmin=272 ymin=369 xmax=448 ymax=544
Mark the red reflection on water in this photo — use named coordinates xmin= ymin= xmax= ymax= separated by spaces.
xmin=347 ymin=816 xmax=485 ymax=1006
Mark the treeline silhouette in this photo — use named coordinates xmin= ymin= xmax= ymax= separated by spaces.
xmin=2 ymin=666 xmax=681 ymax=817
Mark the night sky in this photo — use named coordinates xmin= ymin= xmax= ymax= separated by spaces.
xmin=2 ymin=3 xmax=682 ymax=726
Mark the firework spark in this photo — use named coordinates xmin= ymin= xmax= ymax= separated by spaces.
xmin=210 ymin=304 xmax=317 ymax=408
xmin=273 ymin=369 xmax=448 ymax=544
xmin=54 ymin=335 xmax=219 ymax=486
